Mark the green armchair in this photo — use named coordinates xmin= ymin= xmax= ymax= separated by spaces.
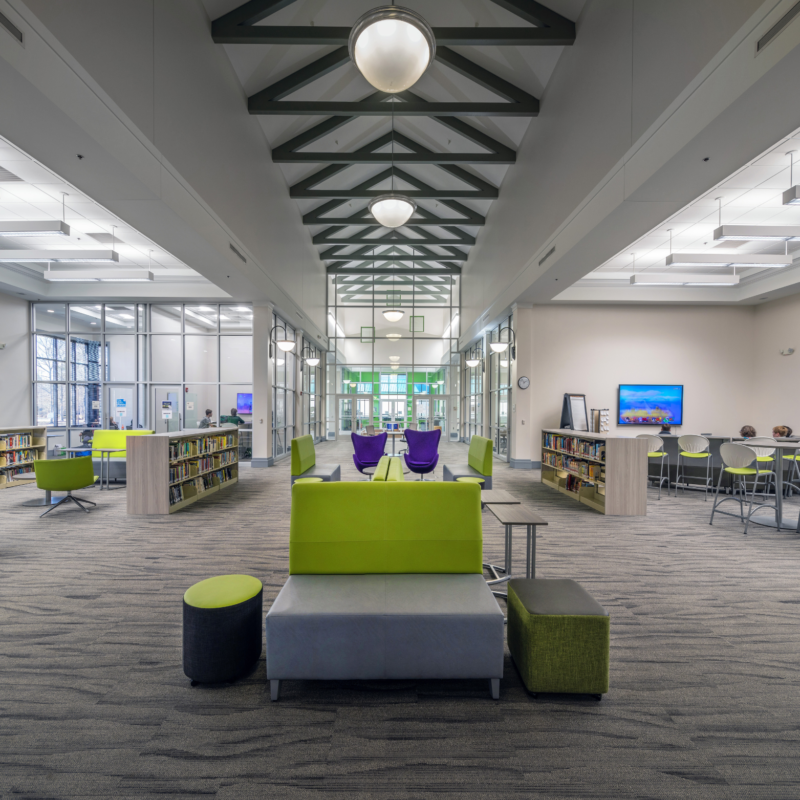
xmin=33 ymin=457 xmax=97 ymax=517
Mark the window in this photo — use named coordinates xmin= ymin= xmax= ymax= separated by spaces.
xmin=272 ymin=313 xmax=296 ymax=460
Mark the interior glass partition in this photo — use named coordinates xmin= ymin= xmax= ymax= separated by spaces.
xmin=325 ymin=270 xmax=460 ymax=442
xmin=31 ymin=303 xmax=254 ymax=458
xmin=272 ymin=312 xmax=296 ymax=460
xmin=463 ymin=340 xmax=484 ymax=441
xmin=301 ymin=336 xmax=323 ymax=441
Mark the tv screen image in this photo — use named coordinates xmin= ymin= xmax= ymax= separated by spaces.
xmin=618 ymin=384 xmax=683 ymax=426
xmin=236 ymin=393 xmax=253 ymax=415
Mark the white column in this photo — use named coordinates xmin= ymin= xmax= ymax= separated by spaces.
xmin=252 ymin=303 xmax=274 ymax=467
xmin=509 ymin=303 xmax=534 ymax=469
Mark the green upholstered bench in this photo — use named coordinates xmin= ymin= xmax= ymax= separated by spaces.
xmin=290 ymin=435 xmax=341 ymax=485
xmin=183 ymin=574 xmax=263 ymax=685
xmin=90 ymin=429 xmax=154 ymax=482
xmin=372 ymin=456 xmax=405 ymax=481
xmin=507 ymin=578 xmax=609 ymax=699
xmin=443 ymin=435 xmax=493 ymax=489
xmin=266 ymin=481 xmax=504 ymax=700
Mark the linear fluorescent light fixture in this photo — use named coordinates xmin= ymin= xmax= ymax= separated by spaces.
xmin=44 ymin=270 xmax=153 ymax=282
xmin=666 ymin=253 xmax=791 ymax=268
xmin=630 ymin=273 xmax=740 ymax=286
xmin=0 ymin=249 xmax=119 ymax=263
xmin=783 ymin=186 xmax=800 ymax=205
xmin=713 ymin=225 xmax=800 ymax=242
xmin=0 ymin=220 xmax=70 ymax=237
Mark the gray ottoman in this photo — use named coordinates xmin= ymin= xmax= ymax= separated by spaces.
xmin=265 ymin=573 xmax=505 ymax=700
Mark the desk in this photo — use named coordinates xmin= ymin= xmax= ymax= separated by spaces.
xmin=64 ymin=446 xmax=124 ymax=490
xmin=378 ymin=430 xmax=405 ymax=456
xmin=485 ymin=504 xmax=549 ymax=581
xmin=736 ymin=441 xmax=800 ymax=531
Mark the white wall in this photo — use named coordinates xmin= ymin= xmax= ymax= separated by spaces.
xmin=0 ymin=290 xmax=31 ymax=425
xmin=524 ymin=303 xmax=756 ymax=462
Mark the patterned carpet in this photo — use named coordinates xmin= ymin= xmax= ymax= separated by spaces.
xmin=2 ymin=438 xmax=800 ymax=799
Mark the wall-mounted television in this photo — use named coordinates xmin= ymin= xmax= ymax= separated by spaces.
xmin=618 ymin=384 xmax=683 ymax=426
xmin=236 ymin=392 xmax=253 ymax=415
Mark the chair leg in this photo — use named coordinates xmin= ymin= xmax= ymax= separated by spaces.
xmin=39 ymin=495 xmax=71 ymax=518
xmin=709 ymin=467 xmax=728 ymax=525
xmin=657 ymin=456 xmax=663 ymax=500
xmin=674 ymin=455 xmax=680 ymax=497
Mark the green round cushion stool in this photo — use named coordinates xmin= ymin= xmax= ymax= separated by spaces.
xmin=293 ymin=477 xmax=324 ymax=485
xmin=183 ymin=574 xmax=263 ymax=685
xmin=457 ymin=476 xmax=485 ymax=486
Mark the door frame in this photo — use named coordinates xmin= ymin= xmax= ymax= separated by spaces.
xmin=335 ymin=394 xmax=373 ymax=440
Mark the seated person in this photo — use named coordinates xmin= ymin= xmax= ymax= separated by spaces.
xmin=226 ymin=407 xmax=246 ymax=426
xmin=740 ymin=425 xmax=756 ymax=439
xmin=198 ymin=409 xmax=215 ymax=429
xmin=772 ymin=425 xmax=794 ymax=439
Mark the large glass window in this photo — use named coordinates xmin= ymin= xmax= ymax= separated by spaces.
xmin=488 ymin=316 xmax=512 ymax=460
xmin=272 ymin=313 xmax=296 ymax=460
xmin=31 ymin=303 xmax=254 ymax=458
xmin=463 ymin=341 xmax=484 ymax=441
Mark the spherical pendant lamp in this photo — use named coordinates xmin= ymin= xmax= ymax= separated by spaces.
xmin=386 ymin=333 xmax=402 ymax=340
xmin=369 ymin=194 xmax=416 ymax=228
xmin=349 ymin=6 xmax=436 ymax=94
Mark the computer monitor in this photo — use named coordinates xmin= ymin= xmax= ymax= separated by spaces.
xmin=236 ymin=393 xmax=253 ymax=415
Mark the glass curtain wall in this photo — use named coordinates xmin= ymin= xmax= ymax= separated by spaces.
xmin=272 ymin=312 xmax=296 ymax=460
xmin=488 ymin=315 xmax=512 ymax=461
xmin=326 ymin=271 xmax=460 ymax=442
xmin=301 ymin=336 xmax=323 ymax=441
xmin=463 ymin=340 xmax=484 ymax=441
xmin=32 ymin=303 xmax=254 ymax=456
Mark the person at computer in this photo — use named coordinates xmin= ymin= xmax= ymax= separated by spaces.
xmin=226 ymin=407 xmax=246 ymax=426
xmin=198 ymin=409 xmax=215 ymax=429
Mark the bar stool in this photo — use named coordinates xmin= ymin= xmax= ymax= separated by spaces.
xmin=743 ymin=437 xmax=777 ymax=499
xmin=636 ymin=434 xmax=669 ymax=500
xmin=782 ymin=446 xmax=800 ymax=497
xmin=710 ymin=443 xmax=777 ymax=534
xmin=674 ymin=435 xmax=713 ymax=500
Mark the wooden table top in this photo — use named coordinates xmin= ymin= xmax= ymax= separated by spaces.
xmin=479 ymin=489 xmax=520 ymax=504
xmin=485 ymin=504 xmax=549 ymax=526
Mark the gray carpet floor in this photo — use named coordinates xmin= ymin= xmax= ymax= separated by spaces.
xmin=2 ymin=438 xmax=800 ymax=799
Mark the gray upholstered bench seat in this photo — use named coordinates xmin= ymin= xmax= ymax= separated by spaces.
xmin=92 ymin=457 xmax=127 ymax=481
xmin=265 ymin=573 xmax=504 ymax=699
xmin=289 ymin=464 xmax=341 ymax=485
xmin=443 ymin=463 xmax=492 ymax=490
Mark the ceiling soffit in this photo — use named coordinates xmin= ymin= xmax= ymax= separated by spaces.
xmin=211 ymin=0 xmax=576 ymax=277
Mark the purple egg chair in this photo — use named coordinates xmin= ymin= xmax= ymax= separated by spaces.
xmin=403 ymin=428 xmax=441 ymax=480
xmin=352 ymin=431 xmax=388 ymax=478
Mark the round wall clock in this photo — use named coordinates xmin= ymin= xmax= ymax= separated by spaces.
xmin=518 ymin=376 xmax=530 ymax=390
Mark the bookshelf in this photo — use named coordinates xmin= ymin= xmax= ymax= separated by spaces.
xmin=126 ymin=429 xmax=239 ymax=515
xmin=0 ymin=426 xmax=47 ymax=490
xmin=541 ymin=429 xmax=647 ymax=516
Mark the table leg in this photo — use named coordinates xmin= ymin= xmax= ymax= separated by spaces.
xmin=530 ymin=525 xmax=537 ymax=579
xmin=775 ymin=458 xmax=783 ymax=531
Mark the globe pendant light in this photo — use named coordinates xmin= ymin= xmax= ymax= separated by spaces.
xmin=382 ymin=270 xmax=404 ymax=323
xmin=349 ymin=6 xmax=435 ymax=94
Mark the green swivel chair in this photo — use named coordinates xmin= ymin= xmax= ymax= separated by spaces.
xmin=636 ymin=434 xmax=669 ymax=500
xmin=33 ymin=457 xmax=97 ymax=518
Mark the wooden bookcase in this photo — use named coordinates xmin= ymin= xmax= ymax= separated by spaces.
xmin=127 ymin=429 xmax=239 ymax=515
xmin=0 ymin=426 xmax=47 ymax=490
xmin=540 ymin=428 xmax=647 ymax=516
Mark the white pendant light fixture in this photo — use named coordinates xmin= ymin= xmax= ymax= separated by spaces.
xmin=465 ymin=357 xmax=480 ymax=368
xmin=782 ymin=150 xmax=800 ymax=205
xmin=0 ymin=250 xmax=119 ymax=263
xmin=389 ymin=356 xmax=400 ymax=362
xmin=386 ymin=333 xmax=402 ymax=340
xmin=630 ymin=273 xmax=740 ymax=286
xmin=269 ymin=323 xmax=296 ymax=358
xmin=0 ymin=220 xmax=70 ymax=237
xmin=714 ymin=225 xmax=800 ymax=242
xmin=391 ymin=364 xmax=400 ymax=370
xmin=665 ymin=253 xmax=791 ymax=268
xmin=349 ymin=6 xmax=435 ymax=94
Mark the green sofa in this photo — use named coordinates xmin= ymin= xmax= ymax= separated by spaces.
xmin=265 ymin=481 xmax=505 ymax=700
xmin=90 ymin=429 xmax=153 ymax=482
xmin=443 ymin=435 xmax=493 ymax=489
xmin=372 ymin=456 xmax=405 ymax=481
xmin=290 ymin=435 xmax=341 ymax=485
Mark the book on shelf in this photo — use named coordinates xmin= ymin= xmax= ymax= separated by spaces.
xmin=1 ymin=433 xmax=32 ymax=450
xmin=7 ymin=465 xmax=35 ymax=481
xmin=542 ymin=452 xmax=603 ymax=481
xmin=4 ymin=449 xmax=36 ymax=465
xmin=543 ymin=432 xmax=605 ymax=461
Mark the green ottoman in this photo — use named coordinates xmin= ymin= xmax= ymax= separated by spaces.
xmin=507 ymin=578 xmax=609 ymax=698
xmin=183 ymin=574 xmax=263 ymax=685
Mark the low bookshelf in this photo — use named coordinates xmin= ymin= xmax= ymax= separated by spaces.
xmin=0 ymin=426 xmax=47 ymax=490
xmin=127 ymin=429 xmax=239 ymax=515
xmin=541 ymin=429 xmax=647 ymax=516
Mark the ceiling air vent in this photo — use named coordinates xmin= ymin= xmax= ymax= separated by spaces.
xmin=0 ymin=11 xmax=23 ymax=43
xmin=0 ymin=167 xmax=22 ymax=182
xmin=757 ymin=0 xmax=800 ymax=52
xmin=539 ymin=246 xmax=556 ymax=266
xmin=229 ymin=243 xmax=246 ymax=263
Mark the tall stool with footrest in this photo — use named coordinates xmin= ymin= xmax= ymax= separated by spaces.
xmin=709 ymin=443 xmax=777 ymax=534
xmin=183 ymin=574 xmax=263 ymax=685
xmin=744 ymin=437 xmax=777 ymax=499
xmin=636 ymin=434 xmax=669 ymax=500
xmin=674 ymin=434 xmax=713 ymax=499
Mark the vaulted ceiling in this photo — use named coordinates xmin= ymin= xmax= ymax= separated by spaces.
xmin=206 ymin=0 xmax=579 ymax=283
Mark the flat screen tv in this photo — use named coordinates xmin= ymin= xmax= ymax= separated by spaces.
xmin=618 ymin=384 xmax=683 ymax=426
xmin=236 ymin=392 xmax=253 ymax=415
